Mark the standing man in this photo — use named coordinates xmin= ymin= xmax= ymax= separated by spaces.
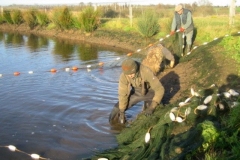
xmin=109 ymin=58 xmax=165 ymax=125
xmin=170 ymin=4 xmax=194 ymax=56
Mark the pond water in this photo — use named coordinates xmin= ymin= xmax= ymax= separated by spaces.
xmin=0 ymin=32 xmax=142 ymax=160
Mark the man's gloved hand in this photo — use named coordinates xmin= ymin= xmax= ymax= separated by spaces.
xmin=144 ymin=101 xmax=158 ymax=116
xmin=170 ymin=60 xmax=175 ymax=68
xmin=119 ymin=111 xmax=125 ymax=124
xmin=170 ymin=31 xmax=175 ymax=36
xmin=180 ymin=27 xmax=185 ymax=32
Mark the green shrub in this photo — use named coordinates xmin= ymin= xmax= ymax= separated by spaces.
xmin=0 ymin=14 xmax=4 ymax=24
xmin=72 ymin=17 xmax=81 ymax=29
xmin=3 ymin=10 xmax=13 ymax=24
xmin=10 ymin=10 xmax=22 ymax=25
xmin=204 ymin=99 xmax=240 ymax=159
xmin=36 ymin=11 xmax=49 ymax=27
xmin=197 ymin=121 xmax=219 ymax=151
xmin=226 ymin=100 xmax=240 ymax=129
xmin=78 ymin=7 xmax=101 ymax=33
xmin=22 ymin=10 xmax=38 ymax=29
xmin=51 ymin=7 xmax=73 ymax=30
xmin=136 ymin=10 xmax=160 ymax=39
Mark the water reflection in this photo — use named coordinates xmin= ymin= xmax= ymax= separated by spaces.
xmin=4 ymin=33 xmax=24 ymax=46
xmin=38 ymin=36 xmax=48 ymax=47
xmin=0 ymin=31 xmax=130 ymax=159
xmin=0 ymin=32 xmax=4 ymax=41
xmin=27 ymin=34 xmax=39 ymax=52
xmin=77 ymin=43 xmax=98 ymax=61
xmin=53 ymin=39 xmax=75 ymax=61
xmin=26 ymin=34 xmax=49 ymax=52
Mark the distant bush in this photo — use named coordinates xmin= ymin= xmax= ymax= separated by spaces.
xmin=78 ymin=7 xmax=101 ymax=33
xmin=136 ymin=10 xmax=160 ymax=39
xmin=51 ymin=7 xmax=73 ymax=30
xmin=22 ymin=10 xmax=38 ymax=29
xmin=103 ymin=9 xmax=118 ymax=18
xmin=0 ymin=14 xmax=4 ymax=24
xmin=3 ymin=10 xmax=13 ymax=24
xmin=36 ymin=11 xmax=49 ymax=27
xmin=72 ymin=17 xmax=81 ymax=29
xmin=10 ymin=10 xmax=22 ymax=25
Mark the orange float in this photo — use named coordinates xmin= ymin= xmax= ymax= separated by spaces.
xmin=127 ymin=52 xmax=133 ymax=56
xmin=98 ymin=62 xmax=104 ymax=66
xmin=14 ymin=72 xmax=20 ymax=76
xmin=72 ymin=66 xmax=78 ymax=71
xmin=148 ymin=43 xmax=153 ymax=47
xmin=50 ymin=68 xmax=57 ymax=72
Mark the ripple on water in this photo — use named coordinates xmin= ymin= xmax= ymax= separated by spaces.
xmin=0 ymin=32 xmax=127 ymax=159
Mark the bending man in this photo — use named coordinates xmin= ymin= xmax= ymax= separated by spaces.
xmin=142 ymin=43 xmax=175 ymax=76
xmin=109 ymin=58 xmax=165 ymax=124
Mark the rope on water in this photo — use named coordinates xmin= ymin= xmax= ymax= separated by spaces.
xmin=0 ymin=145 xmax=50 ymax=160
xmin=1 ymin=31 xmax=239 ymax=78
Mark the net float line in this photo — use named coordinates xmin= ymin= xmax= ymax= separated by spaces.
xmin=0 ymin=31 xmax=239 ymax=78
xmin=0 ymin=145 xmax=49 ymax=160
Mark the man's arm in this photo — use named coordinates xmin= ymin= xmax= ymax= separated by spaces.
xmin=162 ymin=47 xmax=174 ymax=61
xmin=143 ymin=66 xmax=165 ymax=104
xmin=118 ymin=73 xmax=130 ymax=112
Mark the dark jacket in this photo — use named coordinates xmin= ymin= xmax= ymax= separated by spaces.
xmin=118 ymin=62 xmax=164 ymax=112
xmin=174 ymin=8 xmax=194 ymax=33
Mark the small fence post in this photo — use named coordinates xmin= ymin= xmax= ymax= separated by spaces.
xmin=229 ymin=0 xmax=236 ymax=25
xmin=1 ymin=6 xmax=3 ymax=16
xmin=129 ymin=4 xmax=133 ymax=27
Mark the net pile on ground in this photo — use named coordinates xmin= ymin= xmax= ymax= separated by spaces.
xmin=84 ymin=43 xmax=240 ymax=160
xmin=86 ymin=83 xmax=239 ymax=160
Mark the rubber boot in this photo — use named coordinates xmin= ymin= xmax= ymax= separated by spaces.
xmin=109 ymin=103 xmax=120 ymax=125
xmin=142 ymin=101 xmax=148 ymax=111
xmin=178 ymin=33 xmax=184 ymax=56
xmin=142 ymin=101 xmax=152 ymax=112
xmin=179 ymin=45 xmax=184 ymax=57
xmin=119 ymin=112 xmax=125 ymax=124
xmin=186 ymin=45 xmax=191 ymax=54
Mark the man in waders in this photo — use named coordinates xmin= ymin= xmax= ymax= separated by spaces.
xmin=170 ymin=4 xmax=194 ymax=56
xmin=109 ymin=58 xmax=165 ymax=124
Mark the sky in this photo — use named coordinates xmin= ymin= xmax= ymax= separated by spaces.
xmin=0 ymin=0 xmax=239 ymax=6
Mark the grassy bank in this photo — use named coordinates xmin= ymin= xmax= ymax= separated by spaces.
xmin=1 ymin=5 xmax=240 ymax=160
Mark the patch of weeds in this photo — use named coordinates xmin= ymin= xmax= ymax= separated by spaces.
xmin=46 ymin=23 xmax=56 ymax=30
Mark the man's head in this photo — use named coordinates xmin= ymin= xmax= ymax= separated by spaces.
xmin=175 ymin=4 xmax=183 ymax=14
xmin=121 ymin=58 xmax=138 ymax=77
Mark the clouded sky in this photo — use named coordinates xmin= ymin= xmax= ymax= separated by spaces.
xmin=0 ymin=0 xmax=238 ymax=6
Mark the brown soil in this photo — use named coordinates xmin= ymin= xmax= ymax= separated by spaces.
xmin=0 ymin=23 xmax=239 ymax=104
xmin=0 ymin=23 xmax=141 ymax=51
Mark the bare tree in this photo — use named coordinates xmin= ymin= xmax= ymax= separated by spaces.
xmin=195 ymin=0 xmax=215 ymax=16
xmin=197 ymin=0 xmax=212 ymax=6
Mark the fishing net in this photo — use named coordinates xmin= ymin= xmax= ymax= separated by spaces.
xmin=85 ymin=83 xmax=239 ymax=160
xmin=83 ymin=39 xmax=240 ymax=160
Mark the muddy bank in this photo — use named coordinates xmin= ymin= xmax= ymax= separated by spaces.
xmin=1 ymin=22 xmax=239 ymax=103
xmin=0 ymin=23 xmax=145 ymax=52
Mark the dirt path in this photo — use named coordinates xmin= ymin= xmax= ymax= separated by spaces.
xmin=159 ymin=60 xmax=195 ymax=104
